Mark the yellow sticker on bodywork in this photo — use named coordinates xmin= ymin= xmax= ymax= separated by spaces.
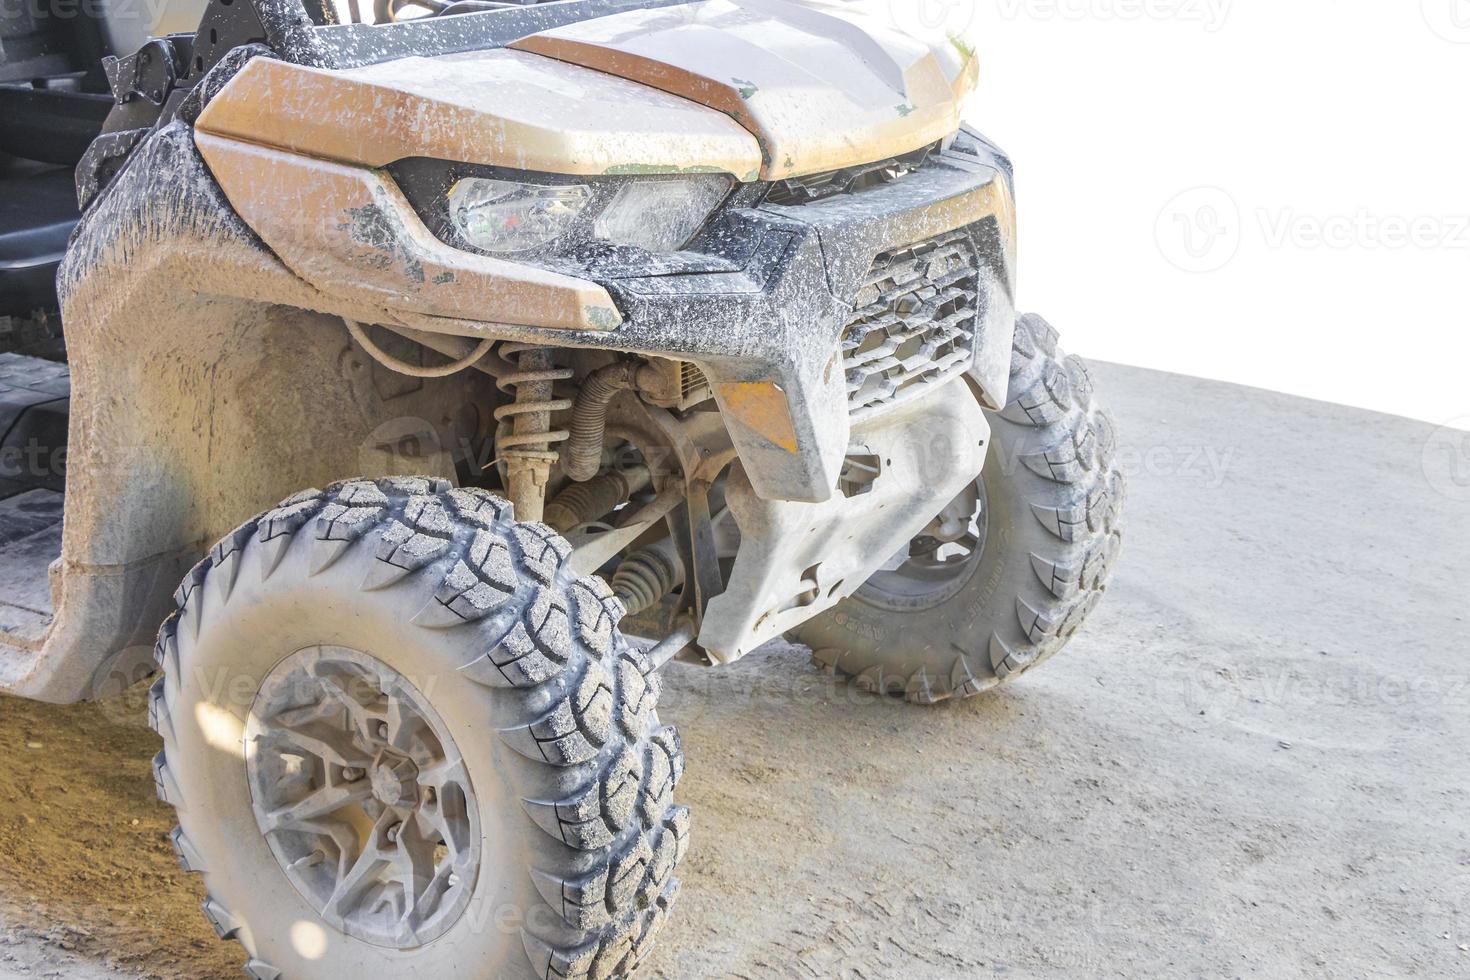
xmin=715 ymin=381 xmax=800 ymax=453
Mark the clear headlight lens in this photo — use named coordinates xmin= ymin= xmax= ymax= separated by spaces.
xmin=594 ymin=175 xmax=733 ymax=251
xmin=448 ymin=178 xmax=592 ymax=253
xmin=445 ymin=174 xmax=731 ymax=255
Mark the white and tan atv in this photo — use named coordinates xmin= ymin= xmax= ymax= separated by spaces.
xmin=0 ymin=0 xmax=1124 ymax=976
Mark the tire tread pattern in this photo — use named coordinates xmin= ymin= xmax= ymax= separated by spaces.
xmin=797 ymin=313 xmax=1125 ymax=704
xmin=148 ymin=478 xmax=686 ymax=979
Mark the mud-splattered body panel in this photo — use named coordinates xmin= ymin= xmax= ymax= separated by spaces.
xmin=513 ymin=0 xmax=978 ymax=179
xmin=195 ymin=48 xmax=764 ymax=178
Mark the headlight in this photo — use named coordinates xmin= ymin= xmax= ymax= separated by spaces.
xmin=448 ymin=178 xmax=592 ymax=253
xmin=443 ymin=174 xmax=731 ymax=255
xmin=594 ymin=175 xmax=733 ymax=251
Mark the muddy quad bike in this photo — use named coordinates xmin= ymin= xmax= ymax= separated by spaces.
xmin=0 ymin=0 xmax=1124 ymax=976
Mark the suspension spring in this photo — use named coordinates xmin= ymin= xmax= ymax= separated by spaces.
xmin=493 ymin=342 xmax=572 ymax=522
xmin=611 ymin=538 xmax=685 ymax=617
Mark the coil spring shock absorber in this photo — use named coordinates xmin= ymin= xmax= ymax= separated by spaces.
xmin=494 ymin=342 xmax=572 ymax=523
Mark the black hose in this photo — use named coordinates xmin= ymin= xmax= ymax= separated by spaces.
xmin=565 ymin=360 xmax=643 ymax=482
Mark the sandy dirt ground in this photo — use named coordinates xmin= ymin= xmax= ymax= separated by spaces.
xmin=0 ymin=362 xmax=1466 ymax=979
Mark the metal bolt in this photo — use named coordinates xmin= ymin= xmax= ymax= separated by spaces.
xmin=341 ymin=767 xmax=363 ymax=782
xmin=385 ymin=822 xmax=403 ymax=844
xmin=376 ymin=722 xmax=391 ymax=741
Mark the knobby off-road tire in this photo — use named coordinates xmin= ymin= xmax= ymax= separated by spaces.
xmin=148 ymin=477 xmax=687 ymax=978
xmin=792 ymin=314 xmax=1126 ymax=704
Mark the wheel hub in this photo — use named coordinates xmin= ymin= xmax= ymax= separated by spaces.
xmin=244 ymin=646 xmax=480 ymax=950
xmin=370 ymin=756 xmax=419 ymax=809
xmin=858 ymin=477 xmax=990 ymax=611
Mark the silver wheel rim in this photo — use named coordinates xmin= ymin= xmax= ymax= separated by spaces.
xmin=244 ymin=646 xmax=480 ymax=950
xmin=857 ymin=478 xmax=989 ymax=611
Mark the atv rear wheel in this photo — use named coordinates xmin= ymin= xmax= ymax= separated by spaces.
xmin=148 ymin=477 xmax=687 ymax=979
xmin=791 ymin=314 xmax=1125 ymax=704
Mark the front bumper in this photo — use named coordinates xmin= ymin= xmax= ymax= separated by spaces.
xmin=593 ymin=131 xmax=1017 ymax=502
xmin=198 ymin=125 xmax=1016 ymax=503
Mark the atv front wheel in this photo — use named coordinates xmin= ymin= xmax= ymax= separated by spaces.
xmin=148 ymin=477 xmax=687 ymax=978
xmin=791 ymin=314 xmax=1125 ymax=704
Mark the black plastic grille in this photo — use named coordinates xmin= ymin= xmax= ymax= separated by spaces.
xmin=763 ymin=144 xmax=934 ymax=206
xmin=840 ymin=229 xmax=981 ymax=422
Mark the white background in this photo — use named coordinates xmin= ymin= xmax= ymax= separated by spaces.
xmin=912 ymin=0 xmax=1470 ymax=428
